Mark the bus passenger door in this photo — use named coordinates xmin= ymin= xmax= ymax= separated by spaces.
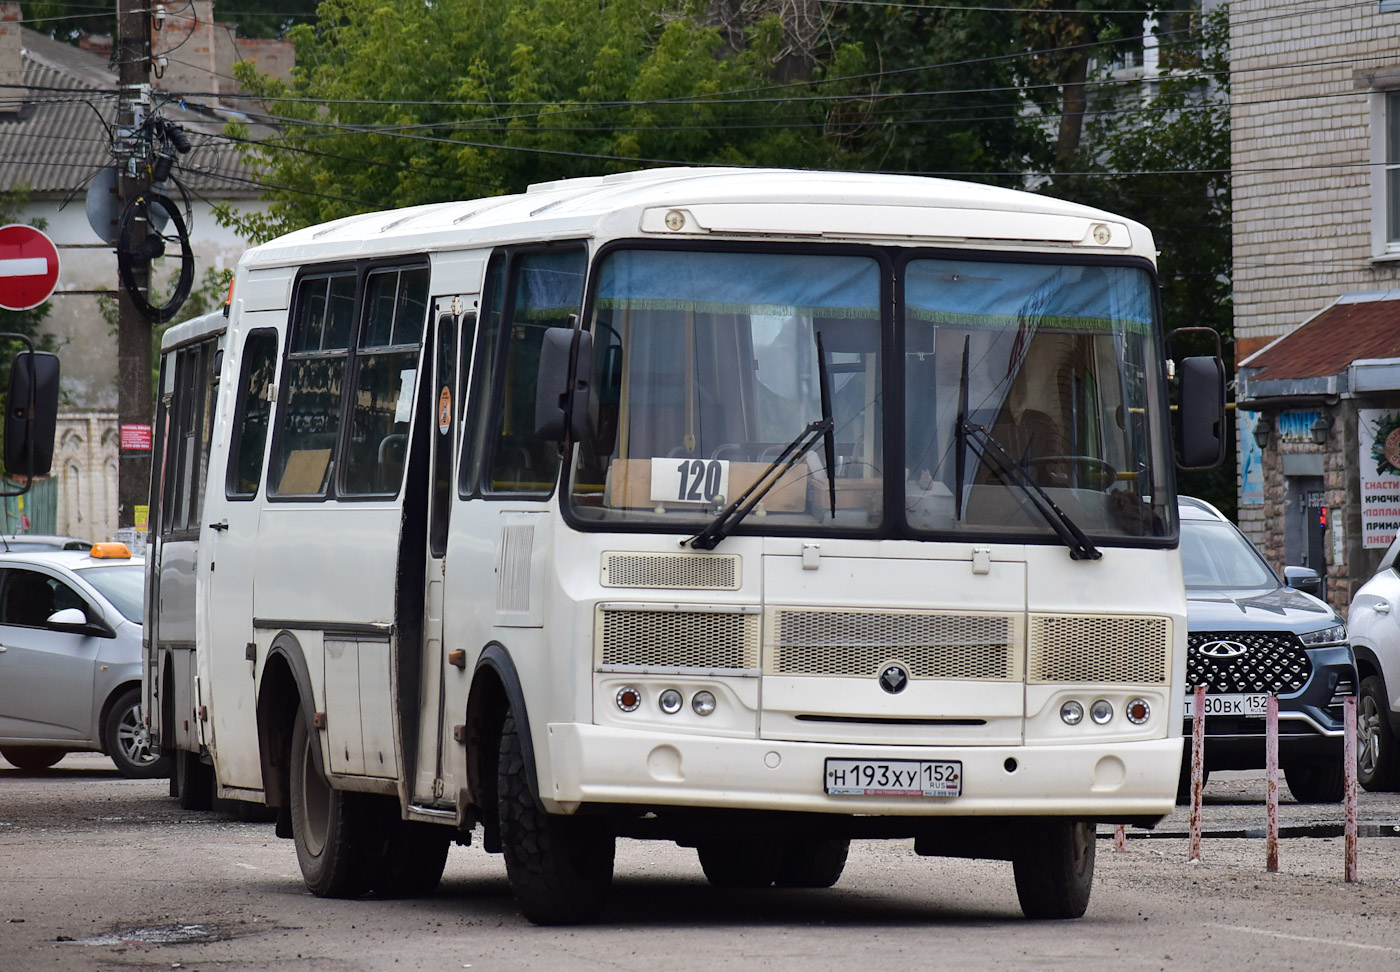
xmin=202 ymin=323 xmax=280 ymax=793
xmin=412 ymin=300 xmax=474 ymax=807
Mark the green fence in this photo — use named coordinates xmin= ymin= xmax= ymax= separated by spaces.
xmin=2 ymin=478 xmax=57 ymax=535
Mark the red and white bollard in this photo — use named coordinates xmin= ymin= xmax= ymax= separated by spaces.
xmin=1265 ymin=694 xmax=1279 ymax=872
xmin=1345 ymin=695 xmax=1359 ymax=883
xmin=1189 ymin=684 xmax=1206 ymax=861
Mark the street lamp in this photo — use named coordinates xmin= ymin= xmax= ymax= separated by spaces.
xmin=1253 ymin=414 xmax=1273 ymax=450
xmin=1311 ymin=414 xmax=1332 ymax=446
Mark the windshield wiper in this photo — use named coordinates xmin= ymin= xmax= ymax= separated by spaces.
xmin=960 ymin=420 xmax=1102 ymax=561
xmin=686 ymin=332 xmax=837 ymax=551
xmin=950 ymin=336 xmax=1099 ymax=560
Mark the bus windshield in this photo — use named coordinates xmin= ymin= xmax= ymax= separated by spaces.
xmin=567 ymin=247 xmax=1174 ymax=543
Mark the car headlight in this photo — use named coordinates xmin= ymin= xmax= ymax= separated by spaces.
xmin=1298 ymin=623 xmax=1347 ymax=647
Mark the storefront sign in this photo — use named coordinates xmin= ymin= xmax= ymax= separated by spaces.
xmin=1278 ymin=410 xmax=1321 ymax=444
xmin=1358 ymin=408 xmax=1400 ymax=547
xmin=119 ymin=423 xmax=152 ymax=451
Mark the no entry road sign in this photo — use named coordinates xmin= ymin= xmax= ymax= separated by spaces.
xmin=0 ymin=224 xmax=61 ymax=311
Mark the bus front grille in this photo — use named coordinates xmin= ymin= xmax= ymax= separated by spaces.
xmin=764 ymin=608 xmax=1021 ymax=680
xmin=1027 ymin=614 xmax=1171 ymax=684
xmin=595 ymin=605 xmax=761 ymax=671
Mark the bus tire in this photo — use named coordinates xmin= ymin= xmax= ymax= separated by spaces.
xmin=289 ymin=712 xmax=372 ymax=898
xmin=370 ymin=817 xmax=451 ymax=898
xmin=774 ymin=837 xmax=849 ymax=888
xmin=176 ymin=750 xmax=214 ymax=811
xmin=497 ymin=711 xmax=613 ymax=924
xmin=1012 ymin=819 xmax=1095 ymax=920
xmin=696 ymin=840 xmax=782 ymax=888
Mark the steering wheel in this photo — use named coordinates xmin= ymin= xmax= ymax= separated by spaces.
xmin=1021 ymin=455 xmax=1117 ymax=491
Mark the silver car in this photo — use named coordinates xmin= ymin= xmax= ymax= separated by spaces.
xmin=0 ymin=545 xmax=167 ymax=777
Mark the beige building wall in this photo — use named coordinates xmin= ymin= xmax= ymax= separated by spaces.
xmin=1231 ymin=1 xmax=1400 ymax=546
xmin=52 ymin=413 xmax=120 ymax=543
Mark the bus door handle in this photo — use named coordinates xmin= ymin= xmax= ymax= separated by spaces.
xmin=1376 ymin=601 xmax=1391 ymax=615
xmin=209 ymin=519 xmax=229 ymax=532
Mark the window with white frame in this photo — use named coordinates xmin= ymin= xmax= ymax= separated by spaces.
xmin=1371 ymin=87 xmax=1400 ymax=257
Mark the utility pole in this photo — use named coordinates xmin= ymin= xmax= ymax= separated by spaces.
xmin=114 ymin=0 xmax=152 ymax=533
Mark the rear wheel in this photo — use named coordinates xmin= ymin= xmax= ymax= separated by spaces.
xmin=369 ymin=815 xmax=451 ymax=898
xmin=289 ymin=710 xmax=373 ymax=897
xmin=105 ymin=688 xmax=170 ymax=779
xmin=696 ymin=839 xmax=783 ymax=888
xmin=0 ymin=746 xmax=65 ymax=770
xmin=1012 ymin=820 xmax=1095 ymax=920
xmin=774 ymin=837 xmax=849 ymax=888
xmin=1358 ymin=675 xmax=1400 ymax=792
xmin=1284 ymin=760 xmax=1345 ymax=804
xmin=175 ymin=750 xmax=214 ymax=811
xmin=498 ymin=712 xmax=614 ymax=924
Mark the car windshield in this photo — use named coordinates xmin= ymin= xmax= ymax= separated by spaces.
xmin=1179 ymin=518 xmax=1277 ymax=590
xmin=75 ymin=564 xmax=144 ymax=622
xmin=567 ymin=247 xmax=1174 ymax=544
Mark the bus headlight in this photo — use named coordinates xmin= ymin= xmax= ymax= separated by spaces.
xmin=615 ymin=686 xmax=641 ymax=712
xmin=1060 ymin=700 xmax=1084 ymax=725
xmin=1126 ymin=698 xmax=1151 ymax=724
xmin=692 ymin=691 xmax=717 ymax=716
xmin=1090 ymin=699 xmax=1114 ymax=725
xmin=658 ymin=689 xmax=684 ymax=714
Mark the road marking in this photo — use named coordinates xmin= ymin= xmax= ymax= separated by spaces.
xmin=0 ymin=258 xmax=48 ymax=277
xmin=1205 ymin=923 xmax=1400 ymax=954
xmin=233 ymin=863 xmax=259 ymax=871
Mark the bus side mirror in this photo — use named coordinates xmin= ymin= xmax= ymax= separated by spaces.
xmin=534 ymin=326 xmax=592 ymax=443
xmin=1177 ymin=355 xmax=1225 ymax=469
xmin=4 ymin=350 xmax=60 ymax=478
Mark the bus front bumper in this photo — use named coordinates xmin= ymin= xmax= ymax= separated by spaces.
xmin=543 ymin=723 xmax=1182 ymax=820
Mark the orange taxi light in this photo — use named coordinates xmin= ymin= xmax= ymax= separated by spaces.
xmin=90 ymin=542 xmax=131 ymax=559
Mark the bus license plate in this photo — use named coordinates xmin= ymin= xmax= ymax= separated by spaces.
xmin=824 ymin=758 xmax=962 ymax=797
xmin=1184 ymin=693 xmax=1268 ymax=718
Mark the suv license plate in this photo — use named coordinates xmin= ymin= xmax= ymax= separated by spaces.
xmin=824 ymin=758 xmax=962 ymax=797
xmin=1184 ymin=693 xmax=1268 ymax=718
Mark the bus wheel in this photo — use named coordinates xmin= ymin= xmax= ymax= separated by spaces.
xmin=0 ymin=746 xmax=66 ymax=770
xmin=497 ymin=711 xmax=614 ymax=924
xmin=696 ymin=839 xmax=783 ymax=888
xmin=289 ymin=711 xmax=372 ymax=897
xmin=774 ymin=837 xmax=849 ymax=888
xmin=1012 ymin=820 xmax=1095 ymax=920
xmin=175 ymin=750 xmax=214 ymax=811
xmin=370 ymin=817 xmax=451 ymax=898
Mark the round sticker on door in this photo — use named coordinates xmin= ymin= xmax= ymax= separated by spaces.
xmin=437 ymin=386 xmax=452 ymax=435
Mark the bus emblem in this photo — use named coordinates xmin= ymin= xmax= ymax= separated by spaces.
xmin=879 ymin=664 xmax=909 ymax=694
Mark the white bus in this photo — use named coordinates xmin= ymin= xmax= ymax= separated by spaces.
xmin=144 ymin=168 xmax=1224 ymax=924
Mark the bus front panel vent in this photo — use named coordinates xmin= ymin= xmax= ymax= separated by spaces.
xmin=601 ymin=552 xmax=741 ymax=591
xmin=1027 ymin=614 xmax=1171 ymax=685
xmin=595 ymin=604 xmax=760 ymax=670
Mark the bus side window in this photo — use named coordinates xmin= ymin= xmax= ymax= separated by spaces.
xmin=484 ymin=248 xmax=587 ymax=494
xmin=269 ymin=272 xmax=355 ymax=497
xmin=459 ymin=258 xmax=505 ymax=497
xmin=161 ymin=340 xmax=218 ymax=535
xmin=342 ymin=266 xmax=429 ymax=496
xmin=225 ymin=330 xmax=279 ymax=499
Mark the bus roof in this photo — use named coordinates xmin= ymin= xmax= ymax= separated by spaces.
xmin=240 ymin=167 xmax=1156 ymax=270
xmin=160 ymin=308 xmax=227 ymax=352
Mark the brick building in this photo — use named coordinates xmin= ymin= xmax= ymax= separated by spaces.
xmin=1230 ymin=0 xmax=1400 ymax=610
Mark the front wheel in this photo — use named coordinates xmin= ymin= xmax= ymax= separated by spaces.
xmin=1358 ymin=675 xmax=1400 ymax=792
xmin=289 ymin=710 xmax=373 ymax=897
xmin=0 ymin=746 xmax=66 ymax=770
xmin=1283 ymin=760 xmax=1345 ymax=804
xmin=774 ymin=837 xmax=849 ymax=888
xmin=696 ymin=839 xmax=782 ymax=888
xmin=498 ymin=712 xmax=614 ymax=924
xmin=1012 ymin=820 xmax=1095 ymax=920
xmin=105 ymin=688 xmax=170 ymax=779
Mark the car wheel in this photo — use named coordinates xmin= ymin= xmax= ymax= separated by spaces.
xmin=498 ymin=711 xmax=614 ymax=924
xmin=773 ymin=837 xmax=849 ymax=888
xmin=104 ymin=688 xmax=171 ymax=779
xmin=1358 ymin=675 xmax=1400 ymax=792
xmin=1283 ymin=760 xmax=1345 ymax=804
xmin=0 ymin=746 xmax=66 ymax=770
xmin=289 ymin=708 xmax=373 ymax=897
xmin=1012 ymin=819 xmax=1095 ymax=920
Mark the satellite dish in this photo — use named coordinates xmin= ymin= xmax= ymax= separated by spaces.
xmin=85 ymin=166 xmax=169 ymax=243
